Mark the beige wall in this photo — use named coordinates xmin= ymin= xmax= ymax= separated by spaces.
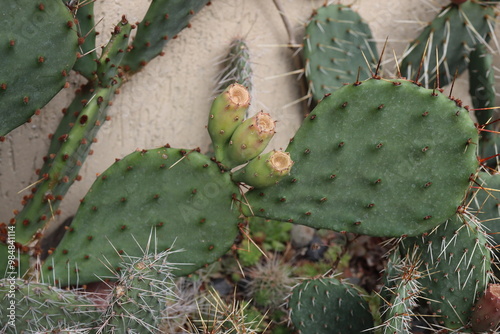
xmin=0 ymin=0 xmax=495 ymax=225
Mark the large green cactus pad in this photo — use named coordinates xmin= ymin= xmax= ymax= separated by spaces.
xmin=401 ymin=1 xmax=496 ymax=88
xmin=0 ymin=0 xmax=78 ymax=136
xmin=42 ymin=148 xmax=240 ymax=286
xmin=303 ymin=4 xmax=378 ymax=102
xmin=243 ymin=78 xmax=478 ymax=237
xmin=402 ymin=214 xmax=491 ymax=329
xmin=289 ymin=278 xmax=373 ymax=334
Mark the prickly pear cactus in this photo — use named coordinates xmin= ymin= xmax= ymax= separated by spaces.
xmin=97 ymin=17 xmax=131 ymax=87
xmin=100 ymin=250 xmax=178 ymax=333
xmin=243 ymin=78 xmax=479 ymax=237
xmin=303 ymin=4 xmax=378 ymax=102
xmin=214 ymin=38 xmax=253 ymax=98
xmin=380 ymin=247 xmax=422 ymax=334
xmin=0 ymin=0 xmax=79 ymax=136
xmin=122 ymin=0 xmax=211 ymax=72
xmin=289 ymin=277 xmax=374 ymax=333
xmin=13 ymin=82 xmax=120 ymax=246
xmin=401 ymin=1 xmax=496 ymax=88
xmin=470 ymin=171 xmax=500 ymax=248
xmin=69 ymin=0 xmax=98 ymax=80
xmin=402 ymin=214 xmax=492 ymax=330
xmin=42 ymin=147 xmax=240 ymax=286
xmin=0 ymin=278 xmax=99 ymax=333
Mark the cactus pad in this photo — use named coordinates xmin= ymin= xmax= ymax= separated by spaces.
xmin=303 ymin=4 xmax=378 ymax=102
xmin=42 ymin=148 xmax=240 ymax=286
xmin=401 ymin=214 xmax=491 ymax=329
xmin=401 ymin=1 xmax=496 ymax=88
xmin=0 ymin=0 xmax=78 ymax=136
xmin=289 ymin=277 xmax=373 ymax=333
xmin=0 ymin=278 xmax=99 ymax=332
xmin=243 ymin=78 xmax=478 ymax=237
xmin=122 ymin=0 xmax=210 ymax=72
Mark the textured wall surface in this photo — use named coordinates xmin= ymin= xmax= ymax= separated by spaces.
xmin=0 ymin=0 xmax=496 ymax=225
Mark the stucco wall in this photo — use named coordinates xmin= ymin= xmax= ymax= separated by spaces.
xmin=0 ymin=0 xmax=496 ymax=225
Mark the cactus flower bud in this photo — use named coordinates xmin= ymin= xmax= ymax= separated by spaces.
xmin=208 ymin=83 xmax=250 ymax=153
xmin=224 ymin=111 xmax=276 ymax=167
xmin=232 ymin=150 xmax=293 ymax=188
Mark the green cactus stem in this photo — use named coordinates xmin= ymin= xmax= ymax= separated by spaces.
xmin=69 ymin=0 xmax=98 ymax=80
xmin=122 ymin=0 xmax=211 ymax=73
xmin=469 ymin=43 xmax=497 ymax=156
xmin=242 ymin=77 xmax=479 ymax=237
xmin=380 ymin=247 xmax=422 ymax=334
xmin=11 ymin=81 xmax=120 ymax=247
xmin=97 ymin=16 xmax=131 ymax=87
xmin=232 ymin=150 xmax=293 ymax=189
xmin=0 ymin=0 xmax=79 ymax=136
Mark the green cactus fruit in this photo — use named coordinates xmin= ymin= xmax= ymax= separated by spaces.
xmin=0 ymin=0 xmax=79 ymax=136
xmin=69 ymin=0 xmax=98 ymax=80
xmin=97 ymin=16 xmax=131 ymax=87
xmin=12 ymin=82 xmax=120 ymax=246
xmin=0 ymin=278 xmax=99 ymax=333
xmin=41 ymin=147 xmax=240 ymax=286
xmin=215 ymin=38 xmax=253 ymax=98
xmin=470 ymin=171 xmax=500 ymax=249
xmin=289 ymin=277 xmax=374 ymax=333
xmin=122 ymin=0 xmax=210 ymax=73
xmin=101 ymin=250 xmax=178 ymax=333
xmin=223 ymin=111 xmax=276 ymax=167
xmin=402 ymin=213 xmax=491 ymax=330
xmin=471 ymin=284 xmax=500 ymax=332
xmin=303 ymin=4 xmax=378 ymax=102
xmin=208 ymin=83 xmax=251 ymax=166
xmin=232 ymin=150 xmax=293 ymax=189
xmin=401 ymin=1 xmax=496 ymax=88
xmin=242 ymin=78 xmax=478 ymax=237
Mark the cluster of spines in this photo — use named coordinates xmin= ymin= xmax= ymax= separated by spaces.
xmin=214 ymin=37 xmax=253 ymax=116
xmin=400 ymin=0 xmax=497 ymax=89
xmin=302 ymin=3 xmax=378 ymax=102
xmin=98 ymin=250 xmax=179 ymax=333
xmin=378 ymin=247 xmax=423 ymax=334
xmin=0 ymin=278 xmax=100 ymax=333
xmin=401 ymin=213 xmax=493 ymax=330
xmin=288 ymin=277 xmax=374 ymax=333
